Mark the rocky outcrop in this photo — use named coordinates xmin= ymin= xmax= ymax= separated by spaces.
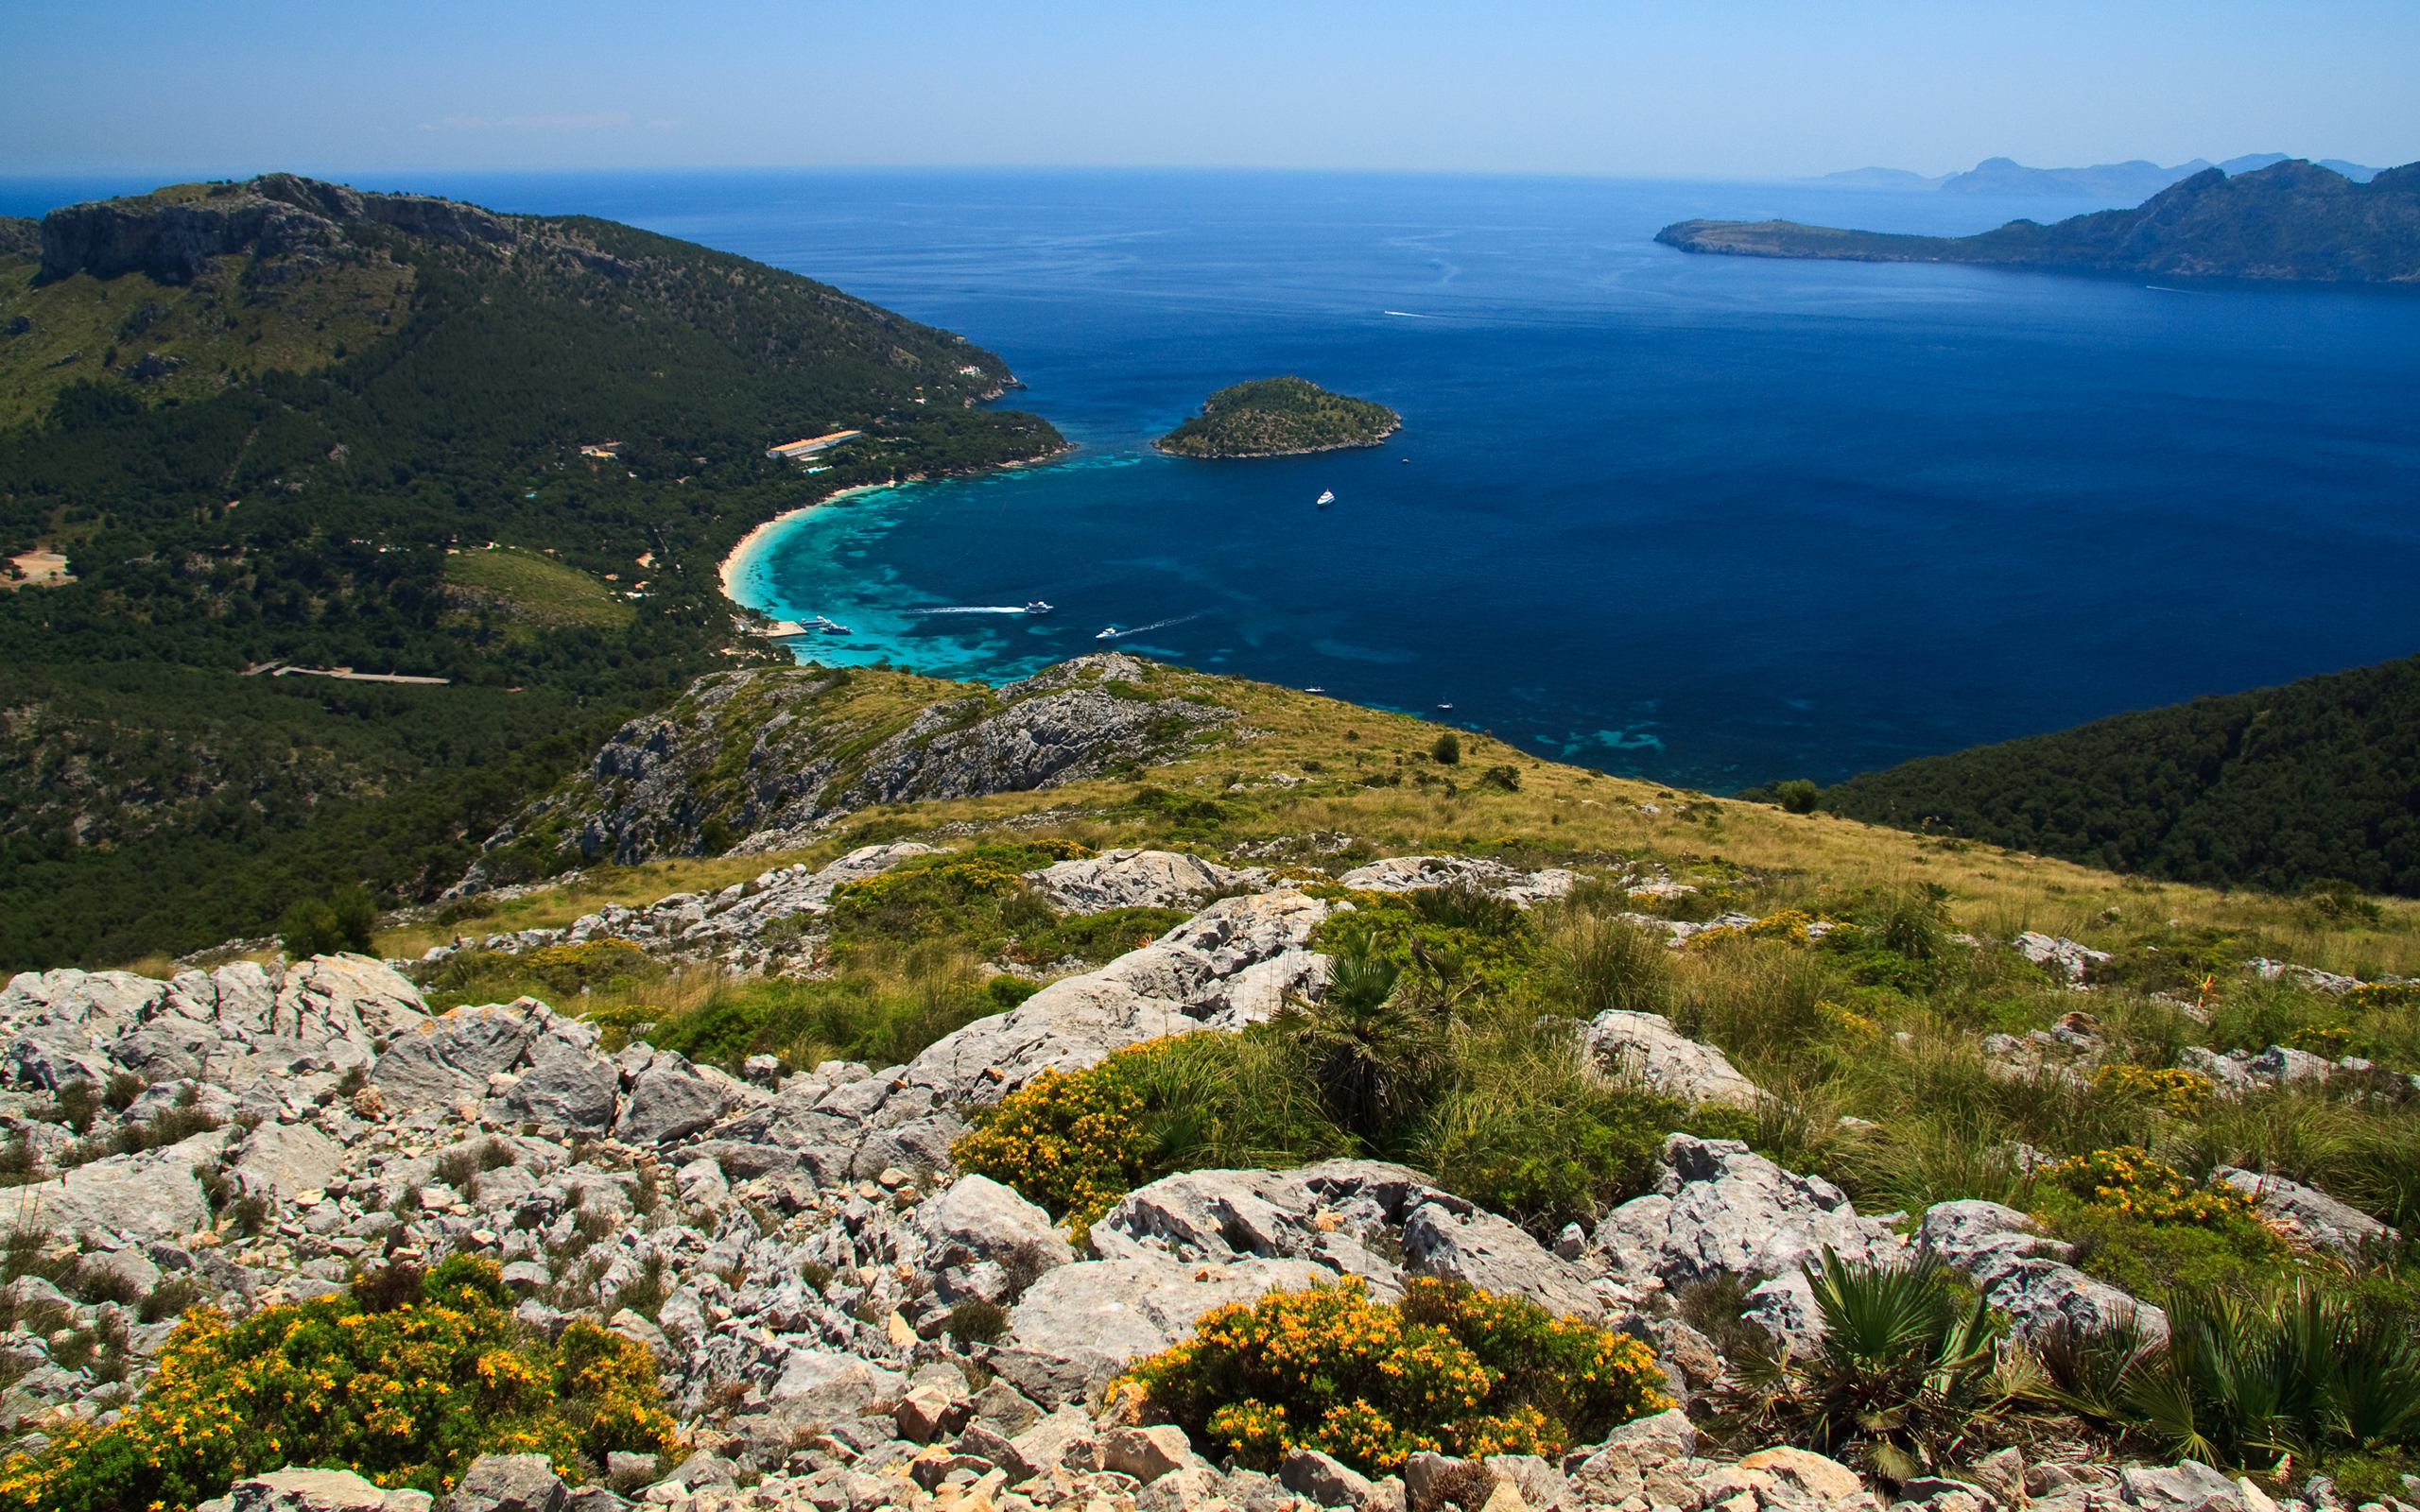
xmin=1596 ymin=1135 xmax=1906 ymax=1350
xmin=38 ymin=177 xmax=519 ymax=285
xmin=1025 ymin=849 xmax=1257 ymax=915
xmin=483 ymin=656 xmax=1240 ymax=871
xmin=1337 ymin=855 xmax=1581 ymax=903
xmin=1916 ymin=1199 xmax=2167 ymax=1343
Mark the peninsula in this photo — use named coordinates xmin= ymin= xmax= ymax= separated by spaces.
xmin=1658 ymin=157 xmax=2420 ymax=282
xmin=1154 ymin=375 xmax=1400 ymax=457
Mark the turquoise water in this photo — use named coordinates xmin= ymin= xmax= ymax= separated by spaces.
xmin=15 ymin=168 xmax=2418 ymax=790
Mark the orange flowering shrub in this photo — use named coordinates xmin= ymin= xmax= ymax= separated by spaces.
xmin=1117 ymin=1277 xmax=1669 ymax=1475
xmin=0 ymin=1259 xmax=671 ymax=1512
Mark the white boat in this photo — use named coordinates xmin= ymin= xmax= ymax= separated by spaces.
xmin=821 ymin=619 xmax=851 ymax=635
xmin=1024 ymin=600 xmax=1054 ymax=615
xmin=1095 ymin=626 xmax=1119 ymax=639
xmin=1316 ymin=490 xmax=1336 ymax=506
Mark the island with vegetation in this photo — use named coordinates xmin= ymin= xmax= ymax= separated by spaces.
xmin=1658 ymin=157 xmax=2420 ymax=281
xmin=1154 ymin=374 xmax=1400 ymax=457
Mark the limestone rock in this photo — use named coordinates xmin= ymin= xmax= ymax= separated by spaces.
xmin=1917 ymin=1199 xmax=2166 ymax=1343
xmin=919 ymin=1174 xmax=1074 ymax=1270
xmin=229 ymin=1468 xmax=428 ymax=1512
xmin=1582 ymin=1012 xmax=1761 ymax=1108
xmin=2216 ymin=1168 xmax=2389 ymax=1258
xmin=229 ymin=1120 xmax=344 ymax=1201
xmin=447 ymin=1453 xmax=567 ymax=1512
xmin=0 ymin=1128 xmax=221 ymax=1241
xmin=904 ymin=889 xmax=1334 ymax=1102
xmin=270 ymin=954 xmax=429 ymax=1044
xmin=1736 ymin=1447 xmax=1864 ymax=1503
xmin=1337 ymin=855 xmax=1579 ymax=905
xmin=1596 ymin=1135 xmax=1904 ymax=1290
xmin=1403 ymin=1198 xmax=1603 ymax=1319
xmin=2116 ymin=1462 xmax=2240 ymax=1511
xmin=1101 ymin=1424 xmax=1198 ymax=1484
xmin=1285 ymin=1449 xmax=1379 ymax=1509
xmin=997 ymin=1255 xmax=1331 ymax=1405
xmin=1026 ymin=850 xmax=1256 ymax=915
xmin=2013 ymin=933 xmax=2111 ymax=987
xmin=614 ymin=1050 xmax=732 ymax=1144
xmin=372 ymin=999 xmax=620 ymax=1130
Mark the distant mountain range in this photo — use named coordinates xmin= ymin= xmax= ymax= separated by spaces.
xmin=1662 ymin=158 xmax=2419 ymax=282
xmin=1820 ymin=153 xmax=2382 ymax=201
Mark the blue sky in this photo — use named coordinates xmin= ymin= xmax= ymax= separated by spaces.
xmin=5 ymin=0 xmax=2412 ymax=180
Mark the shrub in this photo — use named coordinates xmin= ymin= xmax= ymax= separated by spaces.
xmin=945 ymin=1299 xmax=1010 ymax=1348
xmin=953 ymin=1063 xmax=1149 ymax=1228
xmin=1774 ymin=780 xmax=1821 ymax=815
xmin=1430 ymin=732 xmax=1461 ymax=765
xmin=1477 ymin=765 xmax=1520 ymax=793
xmin=2089 ymin=1064 xmax=2213 ymax=1117
xmin=1707 ymin=1249 xmax=2002 ymax=1480
xmin=0 ymin=1257 xmax=671 ymax=1511
xmin=1118 ymin=1277 xmax=1668 ymax=1475
xmin=278 ymin=886 xmax=378 ymax=959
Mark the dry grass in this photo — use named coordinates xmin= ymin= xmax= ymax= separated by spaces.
xmin=359 ymin=661 xmax=2417 ymax=977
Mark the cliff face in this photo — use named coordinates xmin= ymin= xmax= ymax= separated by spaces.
xmin=1658 ymin=158 xmax=2420 ymax=282
xmin=479 ymin=653 xmax=1241 ymax=871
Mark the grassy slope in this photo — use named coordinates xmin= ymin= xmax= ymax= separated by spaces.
xmin=441 ymin=546 xmax=636 ymax=638
xmin=368 ymin=660 xmax=2420 ymax=979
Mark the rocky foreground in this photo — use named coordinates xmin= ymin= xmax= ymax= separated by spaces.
xmin=2 ymin=847 xmax=2411 ymax=1512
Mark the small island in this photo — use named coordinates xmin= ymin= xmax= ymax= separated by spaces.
xmin=1154 ymin=375 xmax=1401 ymax=457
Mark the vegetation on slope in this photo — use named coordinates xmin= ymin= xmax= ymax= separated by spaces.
xmin=1750 ymin=652 xmax=2420 ymax=897
xmin=1655 ymin=158 xmax=2420 ymax=281
xmin=0 ymin=175 xmax=1063 ymax=966
xmin=1154 ymin=376 xmax=1400 ymax=457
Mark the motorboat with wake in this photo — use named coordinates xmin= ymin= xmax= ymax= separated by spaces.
xmin=1316 ymin=490 xmax=1336 ymax=507
xmin=1095 ymin=626 xmax=1119 ymax=639
xmin=1024 ymin=601 xmax=1053 ymax=615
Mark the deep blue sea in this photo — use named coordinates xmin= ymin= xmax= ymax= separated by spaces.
xmin=10 ymin=169 xmax=2419 ymax=791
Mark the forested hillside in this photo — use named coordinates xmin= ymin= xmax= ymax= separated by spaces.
xmin=0 ymin=176 xmax=1064 ymax=967
xmin=1800 ymin=653 xmax=2420 ymax=895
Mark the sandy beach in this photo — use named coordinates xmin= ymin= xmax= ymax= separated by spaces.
xmin=717 ymin=483 xmax=894 ymax=606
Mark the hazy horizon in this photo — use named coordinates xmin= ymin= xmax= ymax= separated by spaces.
xmin=4 ymin=0 xmax=2411 ymax=181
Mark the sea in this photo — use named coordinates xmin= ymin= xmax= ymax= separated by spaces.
xmin=10 ymin=168 xmax=2419 ymax=791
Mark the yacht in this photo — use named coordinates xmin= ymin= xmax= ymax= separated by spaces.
xmin=1316 ymin=490 xmax=1336 ymax=507
xmin=1095 ymin=626 xmax=1119 ymax=639
xmin=820 ymin=618 xmax=851 ymax=635
xmin=1024 ymin=600 xmax=1054 ymax=615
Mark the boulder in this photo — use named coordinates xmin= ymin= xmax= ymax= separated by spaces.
xmin=269 ymin=954 xmax=429 ymax=1044
xmin=228 ymin=1120 xmax=344 ymax=1201
xmin=2216 ymin=1168 xmax=2390 ymax=1258
xmin=0 ymin=1127 xmax=221 ymax=1241
xmin=1736 ymin=1447 xmax=1864 ymax=1503
xmin=1026 ymin=850 xmax=1253 ymax=915
xmin=1402 ymin=1198 xmax=1603 ymax=1319
xmin=997 ymin=1255 xmax=1331 ymax=1405
xmin=905 ymin=890 xmax=1335 ymax=1101
xmin=1101 ymin=1425 xmax=1198 ymax=1484
xmin=2116 ymin=1462 xmax=2240 ymax=1511
xmin=447 ymin=1454 xmax=567 ymax=1512
xmin=1284 ymin=1448 xmax=1379 ymax=1509
xmin=1582 ymin=1012 xmax=1761 ymax=1108
xmin=764 ymin=1346 xmax=905 ymax=1418
xmin=1590 ymin=1406 xmax=1696 ymax=1460
xmin=614 ymin=1050 xmax=731 ymax=1144
xmin=228 ymin=1468 xmax=429 ymax=1512
xmin=1917 ymin=1199 xmax=2166 ymax=1343
xmin=2013 ymin=934 xmax=2110 ymax=987
xmin=919 ymin=1174 xmax=1074 ymax=1270
xmin=1597 ymin=1135 xmax=1904 ymax=1288
xmin=372 ymin=1002 xmax=546 ymax=1110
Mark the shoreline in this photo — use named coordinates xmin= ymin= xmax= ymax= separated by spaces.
xmin=717 ymin=482 xmax=897 ymax=608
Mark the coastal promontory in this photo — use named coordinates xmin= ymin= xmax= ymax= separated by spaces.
xmin=1154 ymin=375 xmax=1400 ymax=457
xmin=1657 ymin=157 xmax=2420 ymax=282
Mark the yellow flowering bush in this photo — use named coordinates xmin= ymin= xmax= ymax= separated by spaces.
xmin=2088 ymin=1064 xmax=2214 ymax=1117
xmin=2036 ymin=1146 xmax=2263 ymax=1228
xmin=1116 ymin=1277 xmax=1670 ymax=1476
xmin=0 ymin=1259 xmax=671 ymax=1512
xmin=952 ymin=1061 xmax=1149 ymax=1228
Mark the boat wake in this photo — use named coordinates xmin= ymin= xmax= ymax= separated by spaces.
xmin=914 ymin=606 xmax=1028 ymax=615
xmin=1096 ymin=610 xmax=1205 ymax=640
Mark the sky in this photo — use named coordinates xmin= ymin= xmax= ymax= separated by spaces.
xmin=4 ymin=0 xmax=2413 ymax=181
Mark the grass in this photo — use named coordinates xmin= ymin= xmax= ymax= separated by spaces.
xmin=0 ymin=242 xmax=411 ymax=428
xmin=442 ymin=546 xmax=636 ymax=639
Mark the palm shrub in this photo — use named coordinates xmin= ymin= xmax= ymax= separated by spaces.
xmin=1117 ymin=1277 xmax=1668 ymax=1475
xmin=2026 ymin=1280 xmax=2420 ymax=1470
xmin=1706 ymin=1248 xmax=2008 ymax=1481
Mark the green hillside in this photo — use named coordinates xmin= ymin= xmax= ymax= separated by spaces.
xmin=1789 ymin=653 xmax=2420 ymax=895
xmin=0 ymin=175 xmax=1063 ymax=967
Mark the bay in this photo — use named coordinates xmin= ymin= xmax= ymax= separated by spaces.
xmin=14 ymin=168 xmax=2417 ymax=791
